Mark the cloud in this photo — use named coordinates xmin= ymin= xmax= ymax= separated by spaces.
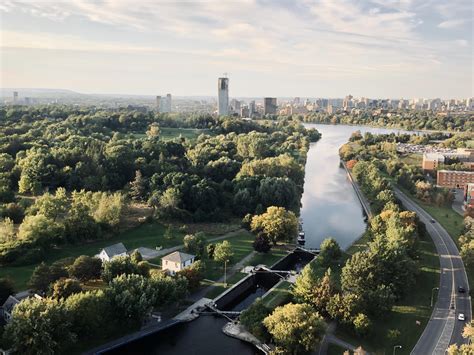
xmin=438 ymin=19 xmax=468 ymax=29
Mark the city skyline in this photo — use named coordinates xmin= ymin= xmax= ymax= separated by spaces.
xmin=1 ymin=0 xmax=473 ymax=98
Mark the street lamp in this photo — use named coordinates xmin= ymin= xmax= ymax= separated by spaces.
xmin=393 ymin=345 xmax=402 ymax=355
xmin=431 ymin=287 xmax=439 ymax=307
xmin=224 ymin=260 xmax=228 ymax=288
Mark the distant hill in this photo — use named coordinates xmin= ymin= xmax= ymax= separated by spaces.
xmin=0 ymin=88 xmax=82 ymax=98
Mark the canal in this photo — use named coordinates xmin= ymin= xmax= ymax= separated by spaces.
xmin=107 ymin=124 xmax=412 ymax=354
xmin=301 ymin=123 xmax=410 ymax=250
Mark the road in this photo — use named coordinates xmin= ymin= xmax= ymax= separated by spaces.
xmin=393 ymin=187 xmax=471 ymax=354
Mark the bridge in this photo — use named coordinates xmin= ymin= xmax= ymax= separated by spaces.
xmin=204 ymin=303 xmax=242 ymax=322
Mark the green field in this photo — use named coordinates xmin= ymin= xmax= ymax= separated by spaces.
xmin=0 ymin=222 xmax=183 ymax=290
xmin=246 ymin=248 xmax=289 ymax=268
xmin=131 ymin=127 xmax=212 ymax=141
xmin=204 ymin=272 xmax=248 ymax=299
xmin=262 ymin=280 xmax=293 ymax=309
xmin=202 ymin=231 xmax=255 ymax=281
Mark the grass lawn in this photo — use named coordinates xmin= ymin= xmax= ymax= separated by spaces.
xmin=0 ymin=222 xmax=184 ymax=291
xmin=202 ymin=231 xmax=255 ymax=281
xmin=203 ymin=272 xmax=248 ymax=299
xmin=130 ymin=127 xmax=212 ymax=141
xmin=399 ymin=153 xmax=423 ymax=166
xmin=262 ymin=280 xmax=293 ymax=309
xmin=246 ymin=247 xmax=289 ymax=268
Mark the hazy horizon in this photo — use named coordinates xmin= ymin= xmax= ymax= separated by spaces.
xmin=1 ymin=0 xmax=473 ymax=98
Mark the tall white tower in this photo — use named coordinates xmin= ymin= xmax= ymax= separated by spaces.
xmin=218 ymin=77 xmax=229 ymax=116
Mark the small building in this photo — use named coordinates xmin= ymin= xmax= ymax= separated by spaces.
xmin=161 ymin=251 xmax=195 ymax=275
xmin=422 ymin=153 xmax=444 ymax=172
xmin=437 ymin=170 xmax=474 ymax=189
xmin=97 ymin=242 xmax=127 ymax=262
xmin=1 ymin=291 xmax=41 ymax=323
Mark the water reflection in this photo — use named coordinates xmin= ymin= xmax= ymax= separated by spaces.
xmin=301 ymin=124 xmax=410 ymax=250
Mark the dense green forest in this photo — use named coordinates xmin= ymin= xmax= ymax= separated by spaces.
xmin=0 ymin=106 xmax=320 ymax=267
xmin=301 ymin=110 xmax=473 ymax=131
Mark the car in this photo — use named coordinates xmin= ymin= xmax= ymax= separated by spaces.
xmin=458 ymin=286 xmax=466 ymax=293
xmin=430 ymin=219 xmax=436 ymax=223
xmin=458 ymin=313 xmax=465 ymax=321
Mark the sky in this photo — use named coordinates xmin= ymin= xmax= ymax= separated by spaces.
xmin=0 ymin=0 xmax=472 ymax=98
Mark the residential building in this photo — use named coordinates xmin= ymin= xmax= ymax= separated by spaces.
xmin=97 ymin=242 xmax=127 ymax=262
xmin=248 ymin=100 xmax=256 ymax=117
xmin=218 ymin=77 xmax=229 ymax=116
xmin=1 ymin=291 xmax=41 ymax=323
xmin=161 ymin=251 xmax=195 ymax=275
xmin=264 ymin=97 xmax=277 ymax=115
xmin=437 ymin=170 xmax=474 ymax=189
xmin=165 ymin=94 xmax=172 ymax=112
xmin=422 ymin=149 xmax=474 ymax=172
xmin=13 ymin=91 xmax=18 ymax=104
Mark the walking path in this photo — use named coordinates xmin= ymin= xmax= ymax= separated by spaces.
xmin=451 ymin=188 xmax=465 ymax=216
xmin=341 ymin=161 xmax=373 ymax=219
xmin=189 ymin=251 xmax=257 ymax=302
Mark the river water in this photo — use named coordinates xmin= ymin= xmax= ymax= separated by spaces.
xmin=108 ymin=124 xmax=412 ymax=354
xmin=300 ymin=124 xmax=411 ymax=250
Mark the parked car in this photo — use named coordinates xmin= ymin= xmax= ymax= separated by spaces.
xmin=431 ymin=219 xmax=436 ymax=223
xmin=458 ymin=313 xmax=465 ymax=321
xmin=458 ymin=286 xmax=466 ymax=293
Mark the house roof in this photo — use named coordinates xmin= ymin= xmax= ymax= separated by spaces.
xmin=162 ymin=251 xmax=195 ymax=263
xmin=2 ymin=292 xmax=32 ymax=313
xmin=102 ymin=243 xmax=127 ymax=257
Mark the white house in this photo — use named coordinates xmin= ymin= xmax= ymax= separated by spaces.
xmin=97 ymin=242 xmax=127 ymax=262
xmin=1 ymin=291 xmax=41 ymax=323
xmin=161 ymin=251 xmax=195 ymax=275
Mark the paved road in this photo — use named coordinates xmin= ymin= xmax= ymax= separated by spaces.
xmin=393 ymin=187 xmax=471 ymax=354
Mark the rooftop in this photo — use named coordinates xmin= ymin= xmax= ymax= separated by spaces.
xmin=102 ymin=242 xmax=127 ymax=257
xmin=162 ymin=251 xmax=195 ymax=263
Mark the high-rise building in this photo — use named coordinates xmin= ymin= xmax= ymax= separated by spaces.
xmin=264 ymin=97 xmax=277 ymax=115
xmin=218 ymin=77 xmax=229 ymax=116
xmin=13 ymin=91 xmax=18 ymax=104
xmin=165 ymin=94 xmax=172 ymax=112
xmin=249 ymin=100 xmax=256 ymax=118
xmin=156 ymin=96 xmax=161 ymax=112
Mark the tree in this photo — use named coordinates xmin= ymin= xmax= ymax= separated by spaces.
xmin=251 ymin=206 xmax=298 ymax=244
xmin=0 ymin=277 xmax=14 ymax=303
xmin=253 ymin=232 xmax=272 ymax=253
xmin=319 ymin=238 xmax=342 ymax=267
xmin=51 ymin=278 xmax=82 ymax=299
xmin=17 ymin=214 xmax=63 ymax=248
xmin=206 ymin=243 xmax=216 ymax=259
xmin=68 ymin=255 xmax=102 ymax=281
xmin=214 ymin=240 xmax=234 ymax=264
xmin=28 ymin=188 xmax=68 ymax=221
xmin=4 ymin=297 xmax=76 ymax=355
xmin=310 ymin=269 xmax=336 ymax=315
xmin=64 ymin=290 xmax=111 ymax=338
xmin=107 ymin=274 xmax=155 ymax=324
xmin=292 ymin=262 xmax=319 ymax=304
xmin=0 ymin=217 xmax=15 ymax=243
xmin=102 ymin=256 xmax=143 ymax=282
xmin=130 ymin=170 xmax=147 ymax=201
xmin=353 ymin=313 xmax=371 ymax=337
xmin=130 ymin=250 xmax=143 ymax=263
xmin=28 ymin=262 xmax=53 ymax=292
xmin=183 ymin=233 xmax=206 ymax=258
xmin=240 ymin=299 xmax=271 ymax=341
xmin=177 ymin=260 xmax=204 ymax=290
xmin=263 ymin=303 xmax=326 ymax=353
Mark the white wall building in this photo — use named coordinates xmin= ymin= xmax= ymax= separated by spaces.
xmin=161 ymin=251 xmax=195 ymax=275
xmin=97 ymin=242 xmax=127 ymax=262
